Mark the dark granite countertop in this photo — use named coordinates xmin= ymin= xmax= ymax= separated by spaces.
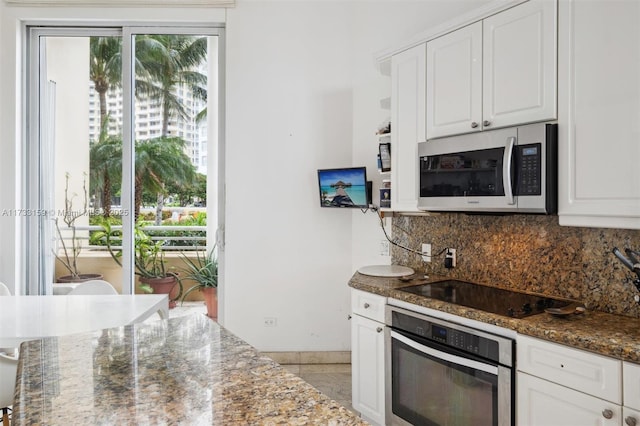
xmin=13 ymin=314 xmax=366 ymax=426
xmin=350 ymin=272 xmax=640 ymax=363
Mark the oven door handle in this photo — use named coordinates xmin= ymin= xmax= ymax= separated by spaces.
xmin=391 ymin=330 xmax=498 ymax=375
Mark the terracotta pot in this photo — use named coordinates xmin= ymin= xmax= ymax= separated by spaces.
xmin=140 ymin=276 xmax=180 ymax=309
xmin=201 ymin=287 xmax=218 ymax=320
xmin=56 ymin=273 xmax=104 ymax=283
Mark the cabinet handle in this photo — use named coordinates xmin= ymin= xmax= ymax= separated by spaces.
xmin=363 ymin=303 xmax=370 ymax=309
xmin=471 ymin=122 xmax=479 ymax=128
xmin=626 ymin=416 xmax=637 ymax=426
xmin=376 ymin=327 xmax=383 ymax=333
xmin=347 ymin=314 xmax=352 ymax=320
xmin=483 ymin=120 xmax=491 ymax=127
xmin=602 ymin=409 xmax=613 ymax=419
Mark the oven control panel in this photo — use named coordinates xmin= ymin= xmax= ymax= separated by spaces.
xmin=393 ymin=310 xmax=503 ymax=364
xmin=431 ymin=323 xmax=498 ymax=359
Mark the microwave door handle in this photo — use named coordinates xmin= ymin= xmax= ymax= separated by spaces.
xmin=503 ymin=136 xmax=516 ymax=205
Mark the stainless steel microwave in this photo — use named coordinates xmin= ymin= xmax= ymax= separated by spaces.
xmin=417 ymin=122 xmax=557 ymax=214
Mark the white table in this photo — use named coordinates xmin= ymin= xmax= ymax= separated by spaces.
xmin=0 ymin=295 xmax=169 ymax=348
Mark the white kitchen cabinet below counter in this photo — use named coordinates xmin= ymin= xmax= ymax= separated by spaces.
xmin=351 ymin=289 xmax=386 ymax=425
xmin=517 ymin=335 xmax=624 ymax=426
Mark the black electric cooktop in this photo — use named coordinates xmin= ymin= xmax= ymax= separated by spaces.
xmin=399 ymin=279 xmax=572 ymax=318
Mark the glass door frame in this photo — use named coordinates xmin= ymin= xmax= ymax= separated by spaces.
xmin=24 ymin=24 xmax=225 ymax=297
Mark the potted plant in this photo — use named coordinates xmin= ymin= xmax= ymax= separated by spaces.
xmin=180 ymin=246 xmax=218 ymax=319
xmin=54 ymin=173 xmax=103 ymax=283
xmin=97 ymin=222 xmax=183 ymax=308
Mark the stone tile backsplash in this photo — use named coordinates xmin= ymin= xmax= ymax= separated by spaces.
xmin=391 ymin=214 xmax=640 ymax=318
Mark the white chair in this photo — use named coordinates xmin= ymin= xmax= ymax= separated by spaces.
xmin=0 ymin=282 xmax=10 ymax=296
xmin=0 ymin=352 xmax=18 ymax=426
xmin=66 ymin=280 xmax=118 ymax=295
xmin=0 ymin=283 xmax=17 ymax=358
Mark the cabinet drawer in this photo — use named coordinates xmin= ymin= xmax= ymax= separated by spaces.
xmin=624 ymin=362 xmax=640 ymax=411
xmin=351 ymin=289 xmax=386 ymax=322
xmin=517 ymin=335 xmax=621 ymax=403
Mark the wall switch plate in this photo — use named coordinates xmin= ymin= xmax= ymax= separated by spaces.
xmin=380 ymin=240 xmax=390 ymax=256
xmin=422 ymin=243 xmax=432 ymax=262
xmin=445 ymin=248 xmax=456 ymax=268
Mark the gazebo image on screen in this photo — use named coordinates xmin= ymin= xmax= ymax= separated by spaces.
xmin=318 ymin=167 xmax=368 ymax=208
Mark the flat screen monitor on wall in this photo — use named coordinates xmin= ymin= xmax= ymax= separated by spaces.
xmin=318 ymin=167 xmax=369 ymax=208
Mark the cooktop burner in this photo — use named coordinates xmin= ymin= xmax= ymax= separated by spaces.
xmin=399 ymin=279 xmax=571 ymax=318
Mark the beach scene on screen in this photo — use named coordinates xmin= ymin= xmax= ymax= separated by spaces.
xmin=318 ymin=169 xmax=367 ymax=207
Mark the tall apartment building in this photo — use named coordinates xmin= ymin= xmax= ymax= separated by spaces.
xmin=88 ymin=82 xmax=208 ymax=174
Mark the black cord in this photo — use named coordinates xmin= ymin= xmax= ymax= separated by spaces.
xmin=372 ymin=207 xmax=447 ymax=258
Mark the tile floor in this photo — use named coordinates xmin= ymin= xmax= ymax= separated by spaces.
xmin=282 ymin=363 xmax=354 ymax=413
xmin=169 ymin=303 xmax=356 ymax=414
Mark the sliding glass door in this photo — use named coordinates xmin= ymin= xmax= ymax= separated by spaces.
xmin=25 ymin=25 xmax=223 ymax=296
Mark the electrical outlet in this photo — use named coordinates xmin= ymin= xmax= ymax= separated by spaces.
xmin=380 ymin=240 xmax=390 ymax=256
xmin=444 ymin=248 xmax=456 ymax=268
xmin=422 ymin=243 xmax=432 ymax=262
xmin=264 ymin=317 xmax=277 ymax=327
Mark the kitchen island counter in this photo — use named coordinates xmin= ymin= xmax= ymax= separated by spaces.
xmin=13 ymin=314 xmax=365 ymax=425
xmin=350 ymin=272 xmax=640 ymax=364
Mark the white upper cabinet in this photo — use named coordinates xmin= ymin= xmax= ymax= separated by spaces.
xmin=426 ymin=0 xmax=557 ymax=139
xmin=558 ymin=0 xmax=640 ymax=229
xmin=483 ymin=0 xmax=557 ymax=130
xmin=426 ymin=22 xmax=482 ymax=139
xmin=390 ymin=44 xmax=426 ymax=212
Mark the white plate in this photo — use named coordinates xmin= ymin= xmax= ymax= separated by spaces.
xmin=357 ymin=265 xmax=415 ymax=278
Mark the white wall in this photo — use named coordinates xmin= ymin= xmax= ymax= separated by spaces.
xmin=224 ymin=0 xmax=492 ymax=351
xmin=224 ymin=1 xmax=355 ymax=351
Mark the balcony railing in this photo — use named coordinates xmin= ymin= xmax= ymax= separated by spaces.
xmin=57 ymin=224 xmax=207 ymax=251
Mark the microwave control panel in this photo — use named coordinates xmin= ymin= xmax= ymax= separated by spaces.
xmin=515 ymin=143 xmax=542 ymax=196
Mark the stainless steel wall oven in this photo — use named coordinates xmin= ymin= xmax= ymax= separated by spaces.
xmin=385 ymin=306 xmax=515 ymax=426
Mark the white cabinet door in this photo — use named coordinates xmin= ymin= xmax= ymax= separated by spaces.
xmin=426 ymin=22 xmax=482 ymax=139
xmin=625 ymin=362 xmax=640 ymax=412
xmin=483 ymin=0 xmax=557 ymax=130
xmin=351 ymin=314 xmax=385 ymax=426
xmin=624 ymin=407 xmax=640 ymax=426
xmin=517 ymin=372 xmax=621 ymax=426
xmin=558 ymin=0 xmax=640 ymax=229
xmin=426 ymin=0 xmax=557 ymax=140
xmin=390 ymin=44 xmax=425 ymax=212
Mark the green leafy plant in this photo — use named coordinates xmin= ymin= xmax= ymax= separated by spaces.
xmin=94 ymin=221 xmax=182 ymax=298
xmin=180 ymin=246 xmax=218 ymax=301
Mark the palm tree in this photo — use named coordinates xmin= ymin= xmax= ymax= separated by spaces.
xmin=134 ymin=35 xmax=207 ymax=223
xmin=135 ymin=35 xmax=208 ymax=136
xmin=89 ymin=35 xmax=207 ymax=223
xmin=90 ymin=135 xmax=122 ymax=218
xmin=90 ymin=35 xmax=172 ymax=130
xmin=134 ymin=136 xmax=197 ymax=221
xmin=89 ymin=37 xmax=122 ymax=130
